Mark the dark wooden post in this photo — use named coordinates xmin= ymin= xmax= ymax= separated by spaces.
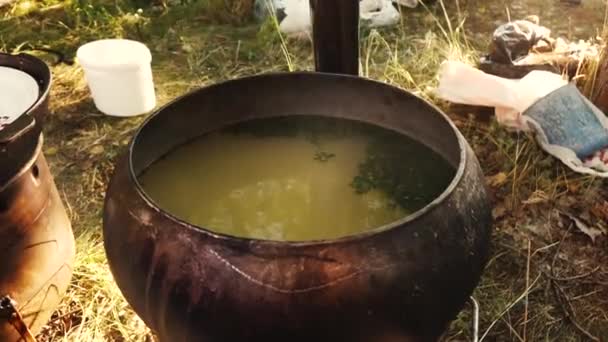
xmin=310 ymin=0 xmax=360 ymax=75
xmin=592 ymin=45 xmax=608 ymax=113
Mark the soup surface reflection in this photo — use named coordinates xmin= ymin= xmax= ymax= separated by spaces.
xmin=139 ymin=116 xmax=456 ymax=241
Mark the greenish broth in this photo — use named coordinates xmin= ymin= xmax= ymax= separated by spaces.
xmin=139 ymin=116 xmax=456 ymax=241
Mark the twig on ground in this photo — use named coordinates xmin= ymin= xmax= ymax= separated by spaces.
xmin=44 ymin=308 xmax=83 ymax=326
xmin=547 ymin=266 xmax=601 ymax=282
xmin=548 ymin=226 xmax=601 ymax=342
xmin=470 ymin=296 xmax=480 ymax=342
xmin=570 ymin=289 xmax=602 ymax=301
xmin=479 ymin=273 xmax=542 ymax=342
xmin=523 ymin=239 xmax=531 ymax=341
xmin=550 ymin=280 xmax=600 ymax=342
xmin=500 ymin=317 xmax=525 ymax=342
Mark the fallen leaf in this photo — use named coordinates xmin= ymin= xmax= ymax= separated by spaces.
xmin=181 ymin=42 xmax=194 ymax=53
xmin=90 ymin=145 xmax=105 ymax=155
xmin=557 ymin=196 xmax=577 ymax=208
xmin=522 ymin=190 xmax=548 ymax=205
xmin=492 ymin=203 xmax=507 ymax=219
xmin=523 ymin=222 xmax=550 ymax=241
xmin=45 ymin=146 xmax=58 ymax=156
xmin=487 ymin=172 xmax=508 ymax=187
xmin=562 ymin=212 xmax=605 ymax=243
xmin=567 ymin=183 xmax=579 ymax=193
xmin=591 ymin=202 xmax=608 ymax=221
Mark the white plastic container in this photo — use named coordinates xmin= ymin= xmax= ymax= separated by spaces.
xmin=77 ymin=39 xmax=156 ymax=117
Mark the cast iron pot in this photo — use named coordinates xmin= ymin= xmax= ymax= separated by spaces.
xmin=103 ymin=1 xmax=492 ymax=341
xmin=0 ymin=53 xmax=75 ymax=341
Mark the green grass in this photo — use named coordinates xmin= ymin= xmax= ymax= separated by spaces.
xmin=1 ymin=0 xmax=607 ymax=341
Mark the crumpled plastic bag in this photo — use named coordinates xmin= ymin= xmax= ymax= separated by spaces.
xmin=393 ymin=0 xmax=419 ymax=8
xmin=360 ymin=0 xmax=400 ymax=27
xmin=253 ymin=0 xmax=311 ymax=38
xmin=489 ymin=17 xmax=552 ymax=64
xmin=253 ymin=0 xmax=401 ymax=38
xmin=436 ymin=60 xmax=608 ymax=177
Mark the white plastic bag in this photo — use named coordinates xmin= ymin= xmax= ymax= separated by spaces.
xmin=393 ymin=0 xmax=419 ymax=8
xmin=436 ymin=61 xmax=567 ymax=130
xmin=253 ymin=0 xmax=401 ymax=39
xmin=360 ymin=0 xmax=401 ymax=27
xmin=436 ymin=60 xmax=608 ymax=177
xmin=278 ymin=0 xmax=311 ymax=37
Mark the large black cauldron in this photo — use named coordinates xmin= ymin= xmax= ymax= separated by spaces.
xmin=102 ymin=1 xmax=492 ymax=341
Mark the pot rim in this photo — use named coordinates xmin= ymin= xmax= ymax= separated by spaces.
xmin=0 ymin=52 xmax=53 ymax=121
xmin=126 ymin=71 xmax=467 ymax=246
xmin=24 ymin=54 xmax=52 ymax=119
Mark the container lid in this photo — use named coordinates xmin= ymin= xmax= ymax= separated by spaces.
xmin=76 ymin=39 xmax=152 ymax=71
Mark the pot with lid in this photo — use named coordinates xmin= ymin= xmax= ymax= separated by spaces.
xmin=0 ymin=52 xmax=75 ymax=341
xmin=102 ymin=1 xmax=492 ymax=341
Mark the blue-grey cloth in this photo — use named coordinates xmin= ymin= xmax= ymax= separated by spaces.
xmin=524 ymin=83 xmax=608 ymax=159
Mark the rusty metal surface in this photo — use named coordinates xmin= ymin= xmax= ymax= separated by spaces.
xmin=103 ymin=72 xmax=493 ymax=342
xmin=0 ymin=52 xmax=73 ymax=341
xmin=0 ymin=142 xmax=75 ymax=341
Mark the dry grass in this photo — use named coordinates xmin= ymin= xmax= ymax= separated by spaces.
xmin=1 ymin=0 xmax=607 ymax=341
xmin=200 ymin=0 xmax=254 ymax=24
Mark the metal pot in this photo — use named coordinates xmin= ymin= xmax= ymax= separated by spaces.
xmin=0 ymin=53 xmax=75 ymax=341
xmin=103 ymin=1 xmax=492 ymax=341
